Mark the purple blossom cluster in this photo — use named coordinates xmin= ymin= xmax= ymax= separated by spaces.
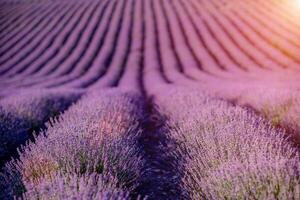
xmin=0 ymin=89 xmax=145 ymax=199
xmin=22 ymin=172 xmax=132 ymax=200
xmin=154 ymin=87 xmax=300 ymax=199
xmin=236 ymin=88 xmax=300 ymax=144
xmin=0 ymin=88 xmax=82 ymax=167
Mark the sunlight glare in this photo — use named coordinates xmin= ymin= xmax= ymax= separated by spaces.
xmin=281 ymin=0 xmax=300 ymax=18
xmin=292 ymin=0 xmax=300 ymax=9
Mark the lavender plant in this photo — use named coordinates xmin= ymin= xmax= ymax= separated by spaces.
xmin=155 ymin=87 xmax=300 ymax=200
xmin=0 ymin=89 xmax=145 ymax=199
xmin=239 ymin=88 xmax=300 ymax=144
xmin=22 ymin=172 xmax=131 ymax=200
xmin=0 ymin=88 xmax=82 ymax=168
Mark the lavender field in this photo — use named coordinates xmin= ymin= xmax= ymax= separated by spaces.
xmin=0 ymin=0 xmax=300 ymax=199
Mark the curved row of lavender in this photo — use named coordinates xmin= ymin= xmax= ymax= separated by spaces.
xmin=0 ymin=89 xmax=82 ymax=168
xmin=0 ymin=89 xmax=145 ymax=199
xmin=1 ymin=87 xmax=299 ymax=199
xmin=154 ymin=87 xmax=300 ymax=199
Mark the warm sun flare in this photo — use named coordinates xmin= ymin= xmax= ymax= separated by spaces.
xmin=278 ymin=0 xmax=300 ymax=17
xmin=290 ymin=0 xmax=300 ymax=7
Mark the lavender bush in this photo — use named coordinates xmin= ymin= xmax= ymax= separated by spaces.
xmin=0 ymin=88 xmax=82 ymax=168
xmin=0 ymin=89 xmax=145 ymax=199
xmin=154 ymin=87 xmax=300 ymax=199
xmin=238 ymin=88 xmax=300 ymax=144
xmin=22 ymin=172 xmax=131 ymax=200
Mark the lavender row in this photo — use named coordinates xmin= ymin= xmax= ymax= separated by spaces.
xmin=154 ymin=87 xmax=300 ymax=199
xmin=0 ymin=88 xmax=82 ymax=168
xmin=2 ymin=0 xmax=300 ymax=92
xmin=0 ymin=89 xmax=146 ymax=199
